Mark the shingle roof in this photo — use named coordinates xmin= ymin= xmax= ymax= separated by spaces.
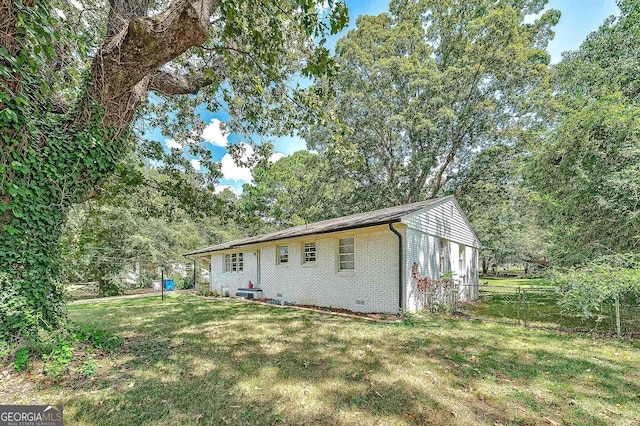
xmin=185 ymin=196 xmax=452 ymax=256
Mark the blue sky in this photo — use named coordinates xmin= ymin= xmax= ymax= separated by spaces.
xmin=155 ymin=0 xmax=619 ymax=193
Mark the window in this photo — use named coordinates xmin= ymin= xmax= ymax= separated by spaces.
xmin=224 ymin=253 xmax=243 ymax=273
xmin=338 ymin=237 xmax=354 ymax=271
xmin=277 ymin=245 xmax=289 ymax=265
xmin=303 ymin=242 xmax=316 ymax=263
xmin=439 ymin=239 xmax=449 ymax=275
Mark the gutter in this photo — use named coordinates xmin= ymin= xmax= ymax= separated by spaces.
xmin=388 ymin=223 xmax=403 ymax=312
xmin=184 ymin=220 xmax=401 ymax=257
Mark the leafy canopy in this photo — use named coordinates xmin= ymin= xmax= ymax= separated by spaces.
xmin=303 ymin=0 xmax=559 ymax=210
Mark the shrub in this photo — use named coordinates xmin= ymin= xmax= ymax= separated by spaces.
xmin=42 ymin=340 xmax=73 ymax=380
xmin=553 ymin=253 xmax=640 ymax=318
xmin=98 ymin=275 xmax=125 ymax=297
xmin=400 ymin=310 xmax=416 ymax=326
xmin=79 ymin=357 xmax=98 ymax=378
xmin=74 ymin=327 xmax=122 ymax=351
xmin=178 ymin=276 xmax=195 ymax=290
xmin=137 ymin=270 xmax=153 ymax=288
xmin=13 ymin=347 xmax=29 ymax=372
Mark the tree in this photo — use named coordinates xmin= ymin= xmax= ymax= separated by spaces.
xmin=451 ymin=144 xmax=548 ymax=274
xmin=527 ymin=0 xmax=640 ymax=265
xmin=59 ymin=163 xmax=242 ymax=296
xmin=238 ymin=150 xmax=351 ymax=231
xmin=0 ymin=0 xmax=347 ymax=339
xmin=303 ymin=0 xmax=559 ymax=211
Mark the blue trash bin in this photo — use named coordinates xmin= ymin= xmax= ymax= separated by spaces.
xmin=163 ymin=279 xmax=175 ymax=291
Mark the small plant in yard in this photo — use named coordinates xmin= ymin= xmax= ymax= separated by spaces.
xmin=137 ymin=271 xmax=153 ymax=288
xmin=74 ymin=327 xmax=122 ymax=351
xmin=197 ymin=287 xmax=218 ymax=297
xmin=79 ymin=357 xmax=98 ymax=378
xmin=42 ymin=340 xmax=73 ymax=381
xmin=178 ymin=277 xmax=195 ymax=290
xmin=400 ymin=310 xmax=416 ymax=326
xmin=13 ymin=347 xmax=29 ymax=372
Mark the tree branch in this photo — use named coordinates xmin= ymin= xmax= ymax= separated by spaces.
xmin=106 ymin=0 xmax=150 ymax=38
xmin=148 ymin=63 xmax=224 ymax=95
xmin=78 ymin=0 xmax=218 ymax=134
xmin=100 ymin=0 xmax=215 ymax=92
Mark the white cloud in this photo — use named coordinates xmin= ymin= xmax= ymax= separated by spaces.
xmin=201 ymin=118 xmax=228 ymax=147
xmin=166 ymin=139 xmax=182 ymax=149
xmin=220 ymin=143 xmax=254 ymax=182
xmin=190 ymin=159 xmax=201 ymax=170
xmin=269 ymin=152 xmax=285 ymax=163
xmin=220 ymin=144 xmax=287 ymax=182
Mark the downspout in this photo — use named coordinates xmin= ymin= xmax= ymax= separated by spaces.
xmin=388 ymin=223 xmax=403 ymax=312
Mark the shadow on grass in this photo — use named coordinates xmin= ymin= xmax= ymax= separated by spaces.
xmin=54 ymin=298 xmax=640 ymax=425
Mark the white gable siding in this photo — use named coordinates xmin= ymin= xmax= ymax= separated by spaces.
xmin=403 ymin=199 xmax=481 ymax=311
xmin=404 ymin=232 xmax=479 ymax=311
xmin=401 ymin=198 xmax=480 ymax=248
xmin=405 ymin=229 xmax=439 ymax=311
xmin=210 ymin=225 xmax=400 ymax=313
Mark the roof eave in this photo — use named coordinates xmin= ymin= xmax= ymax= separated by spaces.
xmin=183 ymin=219 xmax=402 ymax=257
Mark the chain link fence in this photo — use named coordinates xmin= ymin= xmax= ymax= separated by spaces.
xmin=418 ymin=283 xmax=640 ymax=337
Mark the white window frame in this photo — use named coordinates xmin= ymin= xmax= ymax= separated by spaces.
xmin=338 ymin=237 xmax=354 ymax=271
xmin=224 ymin=253 xmax=244 ymax=273
xmin=277 ymin=245 xmax=289 ymax=265
xmin=303 ymin=242 xmax=316 ymax=263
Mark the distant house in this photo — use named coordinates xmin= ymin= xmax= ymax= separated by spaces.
xmin=185 ymin=196 xmax=480 ymax=313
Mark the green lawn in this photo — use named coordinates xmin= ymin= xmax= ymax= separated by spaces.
xmin=2 ymin=294 xmax=639 ymax=425
xmin=480 ymin=277 xmax=555 ymax=288
xmin=466 ymin=279 xmax=640 ymax=335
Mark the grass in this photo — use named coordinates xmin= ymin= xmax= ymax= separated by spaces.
xmin=465 ymin=279 xmax=640 ymax=335
xmin=480 ymin=277 xmax=555 ymax=288
xmin=2 ymin=294 xmax=640 ymax=425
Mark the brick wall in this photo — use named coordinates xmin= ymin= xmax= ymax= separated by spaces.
xmin=210 ymin=225 xmax=400 ymax=313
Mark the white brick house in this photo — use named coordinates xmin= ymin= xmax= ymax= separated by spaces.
xmin=185 ymin=196 xmax=480 ymax=313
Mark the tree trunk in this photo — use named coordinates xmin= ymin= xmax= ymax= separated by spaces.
xmin=1 ymin=0 xmax=224 ymax=339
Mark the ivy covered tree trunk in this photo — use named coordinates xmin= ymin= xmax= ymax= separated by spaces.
xmin=1 ymin=0 xmax=217 ymax=339
xmin=1 ymin=0 xmax=347 ymax=340
xmin=0 ymin=116 xmax=131 ymax=337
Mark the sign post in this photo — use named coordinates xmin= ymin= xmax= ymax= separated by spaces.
xmin=160 ymin=264 xmax=165 ymax=301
